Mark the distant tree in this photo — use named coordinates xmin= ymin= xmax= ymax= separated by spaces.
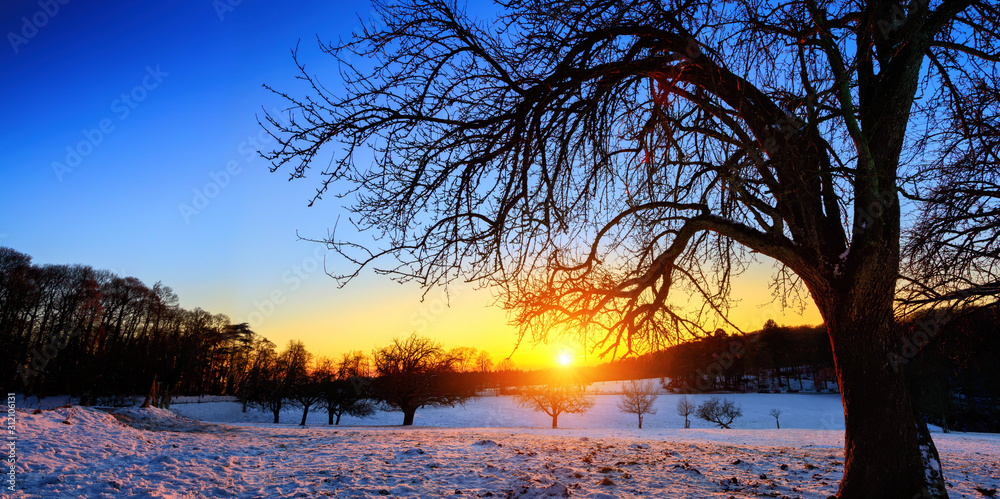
xmin=676 ymin=395 xmax=695 ymax=429
xmin=315 ymin=354 xmax=376 ymax=425
xmin=475 ymin=351 xmax=494 ymax=373
xmin=289 ymin=374 xmax=323 ymax=426
xmin=448 ymin=346 xmax=478 ymax=372
xmin=696 ymin=397 xmax=743 ymax=429
xmin=245 ymin=346 xmax=286 ymax=424
xmin=279 ymin=340 xmax=317 ymax=424
xmin=244 ymin=340 xmax=312 ymax=424
xmin=496 ymin=358 xmax=515 ymax=372
xmin=370 ymin=334 xmax=475 ymax=425
xmin=495 ymin=358 xmax=516 ymax=395
xmin=236 ymin=338 xmax=277 ymax=413
xmin=769 ymin=408 xmax=782 ymax=429
xmin=617 ymin=380 xmax=659 ymax=429
xmin=516 ymin=383 xmax=594 ymax=429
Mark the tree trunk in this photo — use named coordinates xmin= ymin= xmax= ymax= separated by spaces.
xmin=328 ymin=409 xmax=334 ymax=425
xmin=822 ymin=274 xmax=947 ymax=498
xmin=335 ymin=412 xmax=342 ymax=425
xmin=299 ymin=404 xmax=309 ymax=426
xmin=638 ymin=415 xmax=643 ymax=429
xmin=402 ymin=408 xmax=416 ymax=426
xmin=141 ymin=375 xmax=157 ymax=408
xmin=551 ymin=413 xmax=558 ymax=429
xmin=272 ymin=407 xmax=280 ymax=424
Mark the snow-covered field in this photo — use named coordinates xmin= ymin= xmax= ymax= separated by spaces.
xmin=9 ymin=395 xmax=1000 ymax=498
xmin=171 ymin=392 xmax=847 ymax=430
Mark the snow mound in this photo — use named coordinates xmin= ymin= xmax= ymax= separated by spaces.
xmin=114 ymin=406 xmax=179 ymax=423
xmin=474 ymin=439 xmax=502 ymax=447
xmin=107 ymin=405 xmax=231 ymax=433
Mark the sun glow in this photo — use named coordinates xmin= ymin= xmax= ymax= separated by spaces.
xmin=557 ymin=350 xmax=573 ymax=366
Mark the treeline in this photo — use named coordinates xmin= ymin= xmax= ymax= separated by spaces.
xmin=901 ymin=305 xmax=1000 ymax=432
xmin=573 ymin=321 xmax=835 ymax=393
xmin=1 ymin=247 xmax=267 ymax=403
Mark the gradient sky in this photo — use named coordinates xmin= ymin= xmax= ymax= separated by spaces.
xmin=1 ymin=0 xmax=821 ymax=369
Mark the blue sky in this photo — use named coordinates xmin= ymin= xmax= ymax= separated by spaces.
xmin=0 ymin=0 xmax=820 ymax=367
xmin=0 ymin=0 xmax=557 ymax=365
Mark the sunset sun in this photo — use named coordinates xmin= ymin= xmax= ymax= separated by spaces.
xmin=557 ymin=351 xmax=573 ymax=366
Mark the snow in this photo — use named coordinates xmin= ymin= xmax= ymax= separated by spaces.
xmin=9 ymin=395 xmax=999 ymax=498
xmin=171 ymin=393 xmax=849 ymax=430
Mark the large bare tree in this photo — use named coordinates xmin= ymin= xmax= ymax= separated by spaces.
xmin=370 ymin=334 xmax=474 ymax=425
xmin=262 ymin=0 xmax=999 ymax=496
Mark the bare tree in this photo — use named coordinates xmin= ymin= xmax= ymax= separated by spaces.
xmin=475 ymin=350 xmax=494 ymax=373
xmin=280 ymin=341 xmax=315 ymax=426
xmin=903 ymin=164 xmax=1000 ymax=312
xmin=245 ymin=343 xmax=285 ymax=424
xmin=289 ymin=374 xmax=323 ymax=427
xmin=769 ymin=408 xmax=782 ymax=429
xmin=370 ymin=334 xmax=475 ymax=425
xmin=516 ymin=383 xmax=594 ymax=428
xmin=314 ymin=354 xmax=376 ymax=425
xmin=676 ymin=395 xmax=695 ymax=429
xmin=616 ymin=379 xmax=659 ymax=429
xmin=263 ymin=0 xmax=1000 ymax=495
xmin=695 ymin=397 xmax=743 ymax=429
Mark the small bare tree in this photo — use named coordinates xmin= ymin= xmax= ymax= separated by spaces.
xmin=769 ymin=408 xmax=782 ymax=429
xmin=676 ymin=395 xmax=695 ymax=428
xmin=695 ymin=397 xmax=743 ymax=429
xmin=617 ymin=380 xmax=659 ymax=429
xmin=516 ymin=383 xmax=594 ymax=428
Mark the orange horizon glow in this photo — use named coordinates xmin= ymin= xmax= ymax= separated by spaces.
xmin=236 ymin=260 xmax=823 ymax=371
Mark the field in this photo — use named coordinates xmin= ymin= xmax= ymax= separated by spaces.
xmin=9 ymin=392 xmax=1000 ymax=498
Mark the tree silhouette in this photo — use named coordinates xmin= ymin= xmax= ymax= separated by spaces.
xmin=676 ymin=395 xmax=695 ymax=429
xmin=515 ymin=382 xmax=594 ymax=428
xmin=314 ymin=353 xmax=376 ymax=425
xmin=263 ymin=0 xmax=999 ymax=495
xmin=370 ymin=334 xmax=474 ymax=425
xmin=769 ymin=408 xmax=782 ymax=429
xmin=903 ymin=165 xmax=1000 ymax=311
xmin=616 ymin=379 xmax=659 ymax=428
xmin=695 ymin=397 xmax=743 ymax=429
